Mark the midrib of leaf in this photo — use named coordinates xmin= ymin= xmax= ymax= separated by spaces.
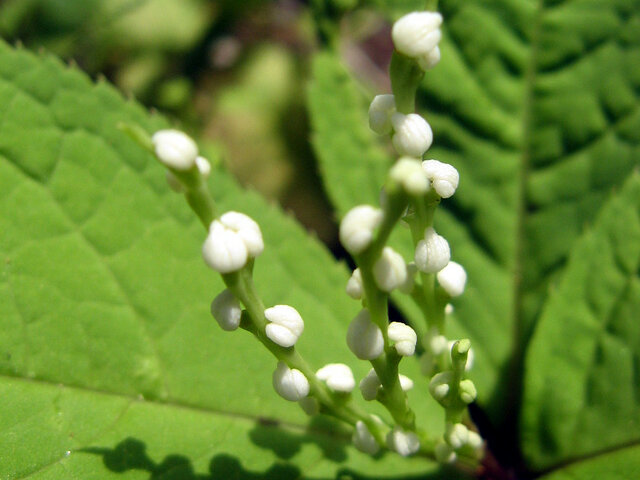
xmin=0 ymin=373 xmax=346 ymax=445
xmin=504 ymin=0 xmax=544 ymax=443
xmin=3 ymin=372 xmax=352 ymax=480
xmin=536 ymin=438 xmax=640 ymax=479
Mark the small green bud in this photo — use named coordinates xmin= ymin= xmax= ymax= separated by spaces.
xmin=459 ymin=379 xmax=477 ymax=404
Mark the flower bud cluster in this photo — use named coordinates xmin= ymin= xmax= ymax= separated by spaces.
xmin=414 ymin=227 xmax=450 ymax=273
xmin=436 ymin=423 xmax=483 ymax=463
xmin=360 ymin=368 xmax=414 ymax=401
xmin=152 ymin=129 xmax=212 ymax=192
xmin=386 ymin=427 xmax=420 ymax=456
xmin=264 ymin=305 xmax=304 ymax=348
xmin=272 ymin=362 xmax=309 ymax=401
xmin=202 ymin=212 xmax=264 ymax=274
xmin=347 ymin=310 xmax=384 ymax=360
xmin=392 ymin=11 xmax=443 ymax=70
xmin=316 ymin=363 xmax=355 ymax=393
xmin=353 ymin=420 xmax=381 ymax=455
xmin=339 ymin=205 xmax=383 ymax=254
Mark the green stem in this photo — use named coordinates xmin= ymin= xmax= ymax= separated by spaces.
xmin=389 ymin=52 xmax=425 ymax=114
xmin=221 ymin=269 xmax=385 ymax=433
xmin=184 ymin=178 xmax=216 ymax=228
xmin=352 ymin=187 xmax=418 ymax=431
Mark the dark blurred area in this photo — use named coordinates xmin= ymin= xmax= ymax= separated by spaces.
xmin=0 ymin=0 xmax=394 ymax=246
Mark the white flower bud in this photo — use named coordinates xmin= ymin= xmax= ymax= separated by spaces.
xmin=359 ymin=369 xmax=381 ymax=401
xmin=347 ymin=310 xmax=384 ymax=360
xmin=264 ymin=305 xmax=304 ymax=348
xmin=437 ymin=261 xmax=467 ymax=297
xmin=389 ymin=157 xmax=429 ymax=195
xmin=272 ymin=362 xmax=309 ymax=401
xmin=298 ymin=396 xmax=320 ymax=416
xmin=387 ymin=322 xmax=417 ymax=356
xmin=447 ymin=339 xmax=474 ymax=371
xmin=152 ymin=129 xmax=198 ymax=170
xmin=316 ymin=363 xmax=355 ymax=393
xmin=219 ymin=211 xmax=264 ymax=258
xmin=373 ymin=247 xmax=407 ymax=292
xmin=445 ymin=303 xmax=454 ymax=315
xmin=353 ymin=421 xmax=380 ymax=455
xmin=428 ymin=331 xmax=448 ymax=356
xmin=467 ymin=431 xmax=483 ymax=451
xmin=429 ymin=371 xmax=452 ymax=402
xmin=391 ymin=113 xmax=433 ymax=158
xmin=339 ymin=205 xmax=383 ymax=254
xmin=418 ymin=45 xmax=441 ymax=70
xmin=414 ymin=227 xmax=450 ymax=273
xmin=459 ymin=379 xmax=477 ymax=404
xmin=435 ymin=441 xmax=457 ymax=464
xmin=399 ymin=374 xmax=414 ymax=392
xmin=446 ymin=423 xmax=469 ymax=450
xmin=359 ymin=368 xmax=412 ymax=401
xmin=392 ymin=11 xmax=443 ymax=58
xmin=399 ymin=262 xmax=417 ymax=294
xmin=202 ymin=220 xmax=249 ymax=273
xmin=422 ymin=159 xmax=459 ymax=198
xmin=386 ymin=427 xmax=420 ymax=457
xmin=210 ymin=289 xmax=242 ymax=331
xmin=368 ymin=94 xmax=396 ymax=135
xmin=195 ymin=156 xmax=211 ymax=178
xmin=346 ymin=268 xmax=363 ymax=300
xmin=165 ymin=171 xmax=186 ymax=193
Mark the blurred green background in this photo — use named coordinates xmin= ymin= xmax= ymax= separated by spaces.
xmin=0 ymin=0 xmax=398 ymax=246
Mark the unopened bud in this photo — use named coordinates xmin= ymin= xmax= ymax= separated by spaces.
xmin=459 ymin=379 xmax=477 ymax=404
xmin=210 ymin=289 xmax=242 ymax=331
xmin=202 ymin=220 xmax=248 ymax=273
xmin=264 ymin=305 xmax=304 ymax=348
xmin=437 ymin=261 xmax=467 ymax=297
xmin=414 ymin=227 xmax=450 ymax=273
xmin=389 ymin=157 xmax=429 ymax=195
xmin=373 ymin=247 xmax=408 ymax=292
xmin=152 ymin=129 xmax=198 ymax=170
xmin=353 ymin=421 xmax=380 ymax=455
xmin=272 ymin=362 xmax=309 ymax=401
xmin=429 ymin=371 xmax=452 ymax=403
xmin=418 ymin=46 xmax=441 ymax=70
xmin=446 ymin=423 xmax=469 ymax=449
xmin=346 ymin=268 xmax=364 ymax=300
xmin=391 ymin=113 xmax=433 ymax=158
xmin=369 ymin=94 xmax=396 ymax=135
xmin=340 ymin=205 xmax=383 ymax=254
xmin=392 ymin=11 xmax=443 ymax=58
xmin=387 ymin=322 xmax=417 ymax=356
xmin=347 ymin=310 xmax=384 ymax=360
xmin=195 ymin=156 xmax=211 ymax=177
xmin=316 ymin=363 xmax=355 ymax=392
xmin=386 ymin=427 xmax=420 ymax=457
xmin=422 ymin=159 xmax=459 ymax=198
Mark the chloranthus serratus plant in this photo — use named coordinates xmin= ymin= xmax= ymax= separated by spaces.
xmin=1 ymin=1 xmax=639 ymax=480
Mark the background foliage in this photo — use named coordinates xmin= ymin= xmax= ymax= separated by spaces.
xmin=0 ymin=0 xmax=639 ymax=479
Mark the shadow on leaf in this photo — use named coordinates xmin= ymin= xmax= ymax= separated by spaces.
xmin=83 ymin=425 xmax=464 ymax=480
xmin=83 ymin=437 xmax=301 ymax=480
xmin=248 ymin=416 xmax=350 ymax=462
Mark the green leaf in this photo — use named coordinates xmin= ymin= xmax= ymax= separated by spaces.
xmin=0 ymin=41 xmax=458 ymax=478
xmin=520 ymin=173 xmax=640 ymax=470
xmin=307 ymin=52 xmax=390 ymax=217
xmin=308 ymin=0 xmax=640 ymax=473
xmin=536 ymin=445 xmax=640 ymax=480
